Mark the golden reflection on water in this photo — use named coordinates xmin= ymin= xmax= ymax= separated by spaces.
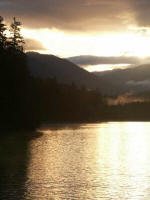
xmin=26 ymin=122 xmax=150 ymax=199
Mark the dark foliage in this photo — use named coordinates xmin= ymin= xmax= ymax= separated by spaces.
xmin=107 ymin=102 xmax=150 ymax=121
xmin=0 ymin=17 xmax=40 ymax=131
xmin=0 ymin=16 xmax=107 ymax=131
xmin=36 ymin=79 xmax=107 ymax=123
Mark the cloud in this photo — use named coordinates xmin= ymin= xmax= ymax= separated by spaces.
xmin=68 ymin=55 xmax=144 ymax=66
xmin=126 ymin=80 xmax=150 ymax=87
xmin=1 ymin=0 xmax=150 ymax=33
xmin=0 ymin=0 xmax=134 ymax=32
xmin=24 ymin=39 xmax=46 ymax=51
xmin=128 ymin=0 xmax=150 ymax=27
xmin=0 ymin=1 xmax=12 ymax=8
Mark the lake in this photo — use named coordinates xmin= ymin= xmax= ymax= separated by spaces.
xmin=1 ymin=122 xmax=150 ymax=199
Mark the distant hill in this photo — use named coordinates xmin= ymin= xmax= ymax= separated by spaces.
xmin=27 ymin=52 xmax=113 ymax=95
xmin=93 ymin=64 xmax=150 ymax=95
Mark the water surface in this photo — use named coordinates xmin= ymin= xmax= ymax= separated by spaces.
xmin=1 ymin=122 xmax=150 ymax=199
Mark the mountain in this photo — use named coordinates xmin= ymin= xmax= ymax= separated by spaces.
xmin=93 ymin=64 xmax=150 ymax=95
xmin=27 ymin=52 xmax=113 ymax=95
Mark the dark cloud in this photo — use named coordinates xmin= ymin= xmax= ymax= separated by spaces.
xmin=0 ymin=0 xmax=132 ymax=32
xmin=0 ymin=1 xmax=12 ymax=8
xmin=1 ymin=0 xmax=150 ymax=32
xmin=68 ymin=55 xmax=143 ymax=66
xmin=24 ymin=39 xmax=46 ymax=51
xmin=129 ymin=0 xmax=150 ymax=27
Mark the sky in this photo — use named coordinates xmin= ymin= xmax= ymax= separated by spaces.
xmin=2 ymin=0 xmax=150 ymax=71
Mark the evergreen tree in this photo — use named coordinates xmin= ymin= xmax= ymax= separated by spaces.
xmin=9 ymin=17 xmax=24 ymax=52
xmin=0 ymin=16 xmax=41 ymax=131
xmin=0 ymin=16 xmax=7 ymax=51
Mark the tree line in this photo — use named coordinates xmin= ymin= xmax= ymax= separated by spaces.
xmin=0 ymin=16 xmax=41 ymax=131
xmin=0 ymin=16 xmax=108 ymax=131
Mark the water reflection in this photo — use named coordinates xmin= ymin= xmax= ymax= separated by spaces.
xmin=1 ymin=122 xmax=150 ymax=199
xmin=26 ymin=122 xmax=150 ymax=199
xmin=0 ymin=131 xmax=42 ymax=200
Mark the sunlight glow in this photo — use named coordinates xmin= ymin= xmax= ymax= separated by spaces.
xmin=85 ymin=64 xmax=131 ymax=72
xmin=96 ymin=122 xmax=150 ymax=199
xmin=22 ymin=28 xmax=150 ymax=58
